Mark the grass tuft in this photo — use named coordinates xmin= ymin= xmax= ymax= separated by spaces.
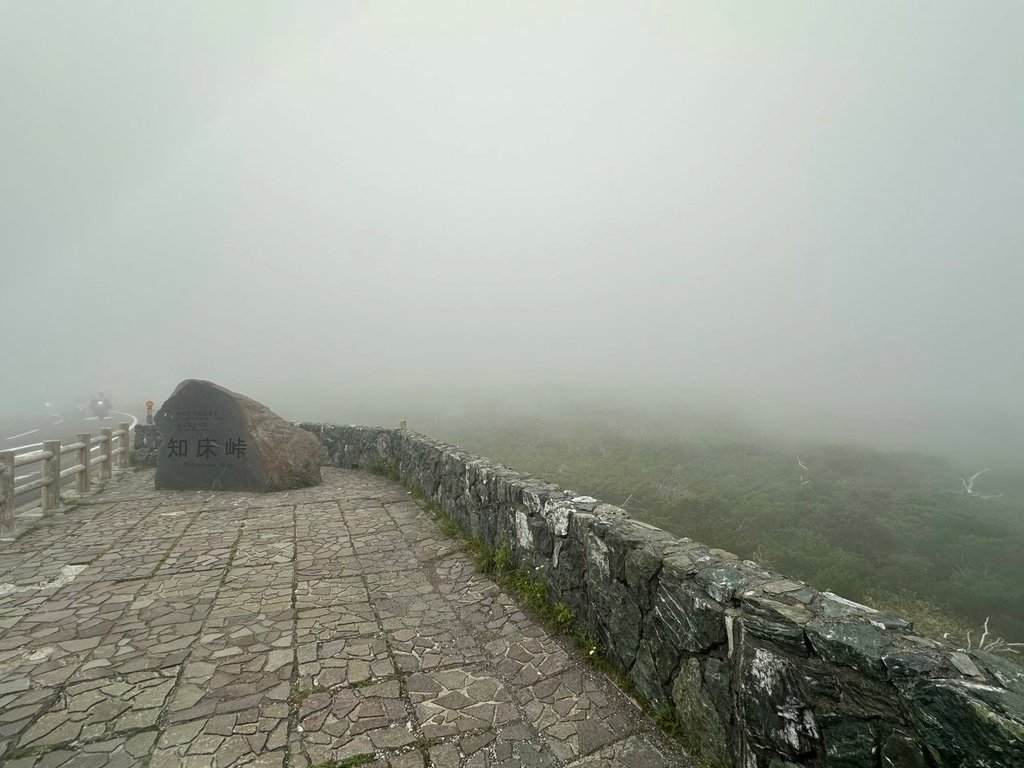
xmin=361 ymin=457 xmax=689 ymax=745
xmin=309 ymin=756 xmax=376 ymax=768
xmin=654 ymin=704 xmax=680 ymax=736
xmin=367 ymin=459 xmax=400 ymax=482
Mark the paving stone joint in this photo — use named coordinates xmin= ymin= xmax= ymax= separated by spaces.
xmin=1 ymin=442 xmax=687 ymax=767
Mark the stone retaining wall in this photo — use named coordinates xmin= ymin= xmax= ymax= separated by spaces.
xmin=301 ymin=424 xmax=1022 ymax=767
xmin=132 ymin=424 xmax=161 ymax=467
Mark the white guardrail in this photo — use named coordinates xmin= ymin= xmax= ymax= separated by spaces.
xmin=0 ymin=422 xmax=133 ymax=536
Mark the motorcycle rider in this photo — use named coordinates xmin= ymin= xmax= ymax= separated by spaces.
xmin=91 ymin=392 xmax=112 ymax=419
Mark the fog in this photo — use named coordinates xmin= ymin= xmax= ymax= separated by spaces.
xmin=3 ymin=2 xmax=1022 ymax=465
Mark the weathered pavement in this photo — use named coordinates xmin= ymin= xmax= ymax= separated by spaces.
xmin=0 ymin=468 xmax=691 ymax=767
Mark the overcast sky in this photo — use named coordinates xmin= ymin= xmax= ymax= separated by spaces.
xmin=2 ymin=2 xmax=1022 ymax=460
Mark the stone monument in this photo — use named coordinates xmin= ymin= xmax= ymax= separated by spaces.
xmin=154 ymin=379 xmax=322 ymax=491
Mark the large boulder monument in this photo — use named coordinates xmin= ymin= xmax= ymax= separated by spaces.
xmin=154 ymin=379 xmax=322 ymax=491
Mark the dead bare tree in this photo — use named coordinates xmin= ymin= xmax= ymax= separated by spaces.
xmin=964 ymin=617 xmax=1024 ymax=655
xmin=797 ymin=458 xmax=811 ymax=486
xmin=960 ymin=468 xmax=1002 ymax=499
xmin=961 ymin=468 xmax=990 ymax=495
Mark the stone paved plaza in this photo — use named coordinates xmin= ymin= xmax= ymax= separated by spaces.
xmin=0 ymin=468 xmax=690 ymax=767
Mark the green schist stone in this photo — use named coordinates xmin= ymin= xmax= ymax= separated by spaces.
xmin=695 ymin=566 xmax=748 ymax=603
xmin=881 ymin=731 xmax=928 ymax=768
xmin=821 ymin=592 xmax=878 ymax=620
xmin=909 ymin=680 xmax=1024 ymax=767
xmin=806 ymin=622 xmax=889 ymax=678
xmin=882 ymin=651 xmax=942 ymax=677
xmin=971 ymin=650 xmax=1024 ymax=693
xmin=822 ymin=719 xmax=876 ymax=768
xmin=741 ymin=596 xmax=812 ymax=654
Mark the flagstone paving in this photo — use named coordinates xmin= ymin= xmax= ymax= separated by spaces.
xmin=0 ymin=468 xmax=691 ymax=767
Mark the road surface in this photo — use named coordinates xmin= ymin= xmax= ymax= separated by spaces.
xmin=1 ymin=405 xmax=140 ymax=509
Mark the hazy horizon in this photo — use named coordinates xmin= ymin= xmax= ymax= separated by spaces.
xmin=3 ymin=2 xmax=1022 ymax=469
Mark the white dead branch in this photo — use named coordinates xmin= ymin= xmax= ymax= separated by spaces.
xmin=960 ymin=468 xmax=1002 ymax=499
xmin=797 ymin=457 xmax=811 ymax=485
xmin=960 ymin=468 xmax=990 ymax=495
xmin=964 ymin=617 xmax=1024 ymax=655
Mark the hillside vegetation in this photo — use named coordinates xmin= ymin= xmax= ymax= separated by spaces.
xmin=423 ymin=411 xmax=1024 ymax=645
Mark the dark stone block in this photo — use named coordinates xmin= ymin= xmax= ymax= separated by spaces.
xmin=695 ymin=566 xmax=749 ymax=604
xmin=155 ymin=379 xmax=321 ymax=492
xmin=972 ymin=650 xmax=1024 ymax=694
xmin=672 ymin=657 xmax=730 ymax=765
xmin=644 ymin=571 xmax=727 ymax=682
xmin=743 ymin=616 xmax=809 ymax=657
xmin=624 ymin=542 xmax=662 ymax=594
xmin=806 ymin=622 xmax=891 ymax=679
xmin=882 ymin=651 xmax=942 ymax=678
xmin=871 ymin=615 xmax=913 ymax=632
xmin=820 ymin=593 xmax=878 ymax=620
xmin=821 ymin=719 xmax=876 ymax=768
xmin=740 ymin=645 xmax=820 ymax=761
xmin=799 ymin=653 xmax=901 ymax=721
xmin=587 ymin=564 xmax=641 ymax=669
xmin=703 ymin=656 xmax=733 ymax=726
xmin=788 ymin=588 xmax=817 ymax=605
xmin=549 ymin=532 xmax=587 ymax=604
xmin=530 ymin=515 xmax=555 ymax=559
xmin=841 ymin=678 xmax=903 ymax=720
xmin=880 ymin=730 xmax=928 ymax=768
xmin=131 ymin=424 xmax=162 ymax=467
xmin=741 ymin=596 xmax=813 ymax=656
xmin=909 ymin=679 xmax=1024 ymax=767
xmin=629 ymin=639 xmax=664 ymax=706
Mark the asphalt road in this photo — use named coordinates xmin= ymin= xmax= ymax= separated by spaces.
xmin=2 ymin=405 xmax=140 ymax=510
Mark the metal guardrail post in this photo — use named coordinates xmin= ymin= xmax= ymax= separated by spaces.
xmin=1 ymin=451 xmax=14 ymax=534
xmin=77 ymin=433 xmax=91 ymax=493
xmin=118 ymin=422 xmax=131 ymax=470
xmin=42 ymin=440 xmax=61 ymax=513
xmin=101 ymin=428 xmax=113 ymax=481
